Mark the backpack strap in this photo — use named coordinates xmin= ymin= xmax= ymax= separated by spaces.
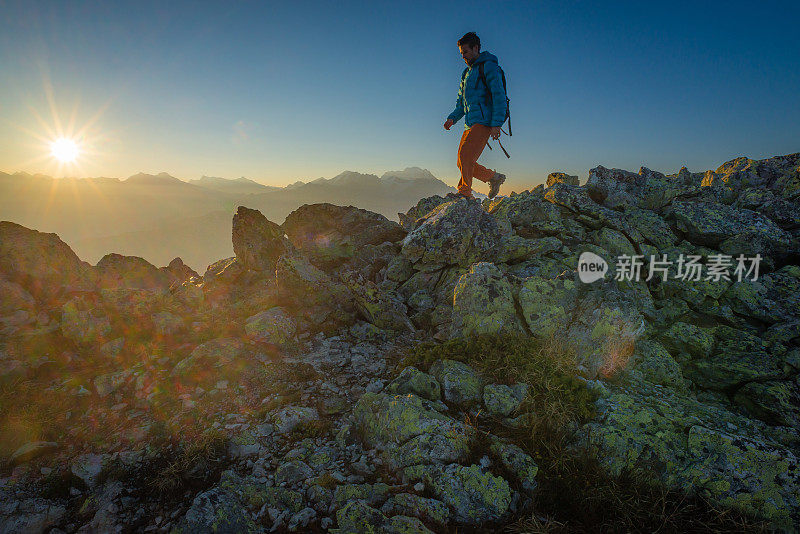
xmin=476 ymin=62 xmax=511 ymax=135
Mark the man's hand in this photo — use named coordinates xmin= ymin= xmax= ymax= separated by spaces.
xmin=443 ymin=119 xmax=454 ymax=130
xmin=489 ymin=126 xmax=502 ymax=140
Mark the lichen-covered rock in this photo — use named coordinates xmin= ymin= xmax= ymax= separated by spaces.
xmin=583 ymin=378 xmax=800 ymax=530
xmin=352 ymin=392 xmax=473 ymax=468
xmin=489 ymin=438 xmax=538 ymax=493
xmin=592 ymin=227 xmax=637 ymax=257
xmin=683 ymin=325 xmax=782 ymax=390
xmin=159 ymin=256 xmax=199 ymax=285
xmin=275 ymin=460 xmax=314 ymax=485
xmin=173 ymin=476 xmax=261 ymax=534
xmin=331 ymin=500 xmax=386 ymax=534
xmin=275 ymin=254 xmax=352 ymax=309
xmin=586 ymin=165 xmax=689 ymax=211
xmin=734 ymin=380 xmax=800 ymax=427
xmin=0 ymin=221 xmax=95 ymax=300
xmin=450 ymin=262 xmax=522 ymax=338
xmin=152 ymin=310 xmax=184 ymax=335
xmin=203 ymin=256 xmax=245 ymax=285
xmin=282 ymin=203 xmax=406 ymax=268
xmin=385 ymin=366 xmax=441 ymax=401
xmin=667 ymin=201 xmax=794 ymax=260
xmin=547 ymin=171 xmax=579 ymax=187
xmin=413 ymin=463 xmax=512 ymax=525
xmin=428 ymin=359 xmax=484 ymax=407
xmin=170 ymin=337 xmax=250 ymax=385
xmin=385 ymin=255 xmax=415 ymax=283
xmin=247 ymin=487 xmax=304 ymax=515
xmin=270 ymin=406 xmax=319 ymax=435
xmin=398 ymin=194 xmax=451 ymax=231
xmin=384 ymin=515 xmax=436 ymax=534
xmin=232 ymin=205 xmax=291 ymax=272
xmin=61 ymin=297 xmax=111 ymax=345
xmin=380 ymin=493 xmax=451 ymax=526
xmin=9 ymin=441 xmax=60 ymax=466
xmin=517 ymin=275 xmax=578 ymax=339
xmin=629 ymin=339 xmax=687 ymax=390
xmin=0 ymin=497 xmax=66 ymax=534
xmin=332 ymin=483 xmax=391 ymax=509
xmin=0 ymin=279 xmax=36 ymax=316
xmin=721 ymin=266 xmax=800 ymax=325
xmin=342 ymin=276 xmax=414 ymax=332
xmin=657 ymin=322 xmax=715 ymax=359
xmin=483 ymin=383 xmax=527 ymax=417
xmin=94 ymin=370 xmax=131 ymax=398
xmin=95 ymin=253 xmax=170 ymax=289
xmin=401 ymin=199 xmax=502 ymax=268
xmin=484 ymin=188 xmax=562 ymax=232
xmin=543 ymin=182 xmax=645 ymax=243
xmin=245 ymin=306 xmax=296 ymax=344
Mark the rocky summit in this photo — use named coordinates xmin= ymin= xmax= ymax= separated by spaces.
xmin=1 ymin=152 xmax=799 ymax=533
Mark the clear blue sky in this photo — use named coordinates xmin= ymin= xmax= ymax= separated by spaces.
xmin=1 ymin=0 xmax=798 ymax=191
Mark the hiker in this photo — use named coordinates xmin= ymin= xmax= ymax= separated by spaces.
xmin=443 ymin=31 xmax=508 ymax=200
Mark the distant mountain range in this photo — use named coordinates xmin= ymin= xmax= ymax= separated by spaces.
xmin=0 ymin=167 xmax=455 ymax=271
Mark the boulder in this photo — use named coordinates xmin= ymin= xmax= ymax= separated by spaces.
xmin=95 ymin=253 xmax=170 ymax=289
xmin=583 ymin=378 xmax=800 ymax=531
xmin=401 ymin=199 xmax=502 ymax=269
xmin=282 ymin=203 xmax=405 ymax=268
xmin=489 ymin=438 xmax=539 ymax=492
xmin=546 ymin=171 xmax=579 ymax=187
xmin=245 ymin=306 xmax=297 ymax=345
xmin=380 ymin=493 xmax=451 ymax=526
xmin=483 ymin=383 xmax=527 ymax=417
xmin=398 ymin=194 xmax=452 ymax=231
xmin=410 ymin=463 xmax=512 ymax=525
xmin=203 ymin=257 xmax=247 ymax=286
xmin=0 ymin=498 xmax=66 ymax=534
xmin=667 ymin=201 xmax=794 ymax=259
xmin=0 ymin=279 xmax=36 ymax=316
xmin=586 ymin=165 xmax=689 ymax=211
xmin=232 ymin=206 xmax=291 ymax=272
xmin=0 ymin=221 xmax=94 ymax=300
xmin=342 ymin=276 xmax=414 ymax=332
xmin=353 ymin=392 xmax=473 ymax=469
xmin=429 ymin=360 xmax=484 ymax=407
xmin=450 ymin=262 xmax=523 ymax=338
xmin=174 ymin=474 xmax=261 ymax=534
xmin=60 ymin=297 xmax=111 ymax=345
xmin=385 ymin=366 xmax=441 ymax=401
xmin=159 ymin=257 xmax=200 ymax=285
xmin=171 ymin=338 xmax=250 ymax=385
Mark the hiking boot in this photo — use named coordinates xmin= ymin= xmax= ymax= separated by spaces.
xmin=488 ymin=172 xmax=506 ymax=199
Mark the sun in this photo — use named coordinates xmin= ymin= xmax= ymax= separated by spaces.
xmin=50 ymin=137 xmax=80 ymax=163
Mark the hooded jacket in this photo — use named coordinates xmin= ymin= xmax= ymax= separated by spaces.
xmin=447 ymin=50 xmax=507 ymax=129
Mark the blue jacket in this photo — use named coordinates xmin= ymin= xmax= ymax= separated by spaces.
xmin=447 ymin=51 xmax=507 ymax=129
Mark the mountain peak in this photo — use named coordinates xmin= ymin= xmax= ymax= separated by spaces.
xmin=125 ymin=172 xmax=184 ymax=185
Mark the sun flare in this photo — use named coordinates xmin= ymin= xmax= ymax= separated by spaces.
xmin=50 ymin=137 xmax=80 ymax=163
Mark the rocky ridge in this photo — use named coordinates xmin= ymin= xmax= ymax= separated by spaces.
xmin=0 ymin=152 xmax=798 ymax=532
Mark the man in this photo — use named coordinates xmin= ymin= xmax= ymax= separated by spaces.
xmin=443 ymin=32 xmax=507 ymax=200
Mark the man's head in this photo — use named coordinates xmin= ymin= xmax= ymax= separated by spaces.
xmin=458 ymin=32 xmax=480 ymax=66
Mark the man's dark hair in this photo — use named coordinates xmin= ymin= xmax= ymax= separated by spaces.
xmin=458 ymin=32 xmax=480 ymax=50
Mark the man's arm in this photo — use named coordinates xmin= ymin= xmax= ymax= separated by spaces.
xmin=446 ymin=75 xmax=466 ymax=124
xmin=484 ymin=63 xmax=507 ymax=128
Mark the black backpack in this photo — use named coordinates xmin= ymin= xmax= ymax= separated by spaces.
xmin=461 ymin=61 xmax=511 ymax=135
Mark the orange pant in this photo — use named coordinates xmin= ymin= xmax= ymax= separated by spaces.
xmin=457 ymin=124 xmax=495 ymax=197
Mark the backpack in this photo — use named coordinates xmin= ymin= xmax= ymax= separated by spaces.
xmin=461 ymin=62 xmax=511 ymax=135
